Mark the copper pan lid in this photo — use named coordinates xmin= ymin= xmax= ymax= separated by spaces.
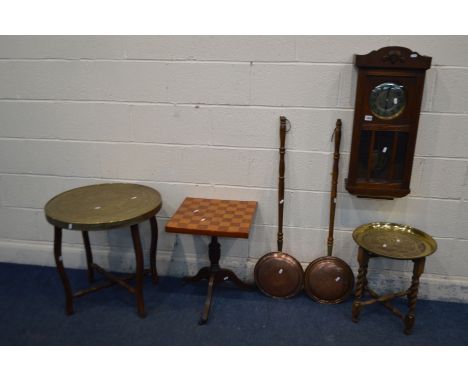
xmin=304 ymin=256 xmax=354 ymax=304
xmin=254 ymin=252 xmax=304 ymax=299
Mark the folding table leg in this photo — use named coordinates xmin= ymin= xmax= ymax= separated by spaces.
xmin=131 ymin=224 xmax=146 ymax=318
xmin=149 ymin=216 xmax=159 ymax=285
xmin=82 ymin=231 xmax=95 ymax=283
xmin=53 ymin=227 xmax=74 ymax=315
xmin=404 ymin=257 xmax=425 ymax=335
xmin=352 ymin=247 xmax=370 ymax=323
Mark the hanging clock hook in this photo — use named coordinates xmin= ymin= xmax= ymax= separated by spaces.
xmin=285 ymin=118 xmax=292 ymax=133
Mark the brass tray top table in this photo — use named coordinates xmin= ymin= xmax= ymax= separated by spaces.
xmin=44 ymin=183 xmax=162 ymax=318
xmin=351 ymin=222 xmax=437 ymax=334
xmin=166 ymin=197 xmax=257 ymax=324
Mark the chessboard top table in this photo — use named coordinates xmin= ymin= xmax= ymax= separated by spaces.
xmin=45 ymin=183 xmax=162 ymax=231
xmin=165 ymin=197 xmax=257 ymax=238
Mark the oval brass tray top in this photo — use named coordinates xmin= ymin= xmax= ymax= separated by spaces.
xmin=352 ymin=222 xmax=437 ymax=260
xmin=45 ymin=183 xmax=162 ymax=231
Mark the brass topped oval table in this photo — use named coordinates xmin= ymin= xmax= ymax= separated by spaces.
xmin=351 ymin=222 xmax=437 ymax=334
xmin=44 ymin=183 xmax=162 ymax=318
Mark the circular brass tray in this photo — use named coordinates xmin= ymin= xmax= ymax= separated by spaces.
xmin=352 ymin=222 xmax=437 ymax=260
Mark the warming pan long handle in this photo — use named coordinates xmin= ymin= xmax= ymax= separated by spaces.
xmin=327 ymin=119 xmax=341 ymax=257
xmin=277 ymin=116 xmax=287 ymax=252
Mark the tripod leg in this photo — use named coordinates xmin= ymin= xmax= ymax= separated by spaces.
xmin=199 ymin=274 xmax=216 ymax=325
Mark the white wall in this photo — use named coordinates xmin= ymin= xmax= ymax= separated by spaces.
xmin=0 ymin=36 xmax=467 ymax=302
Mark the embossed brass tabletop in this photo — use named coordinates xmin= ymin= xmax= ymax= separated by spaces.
xmin=166 ymin=197 xmax=257 ymax=324
xmin=351 ymin=222 xmax=437 ymax=334
xmin=44 ymin=183 xmax=162 ymax=318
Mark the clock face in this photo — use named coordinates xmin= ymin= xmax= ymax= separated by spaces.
xmin=369 ymin=82 xmax=406 ymax=120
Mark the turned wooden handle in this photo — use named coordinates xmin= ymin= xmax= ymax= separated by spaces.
xmin=327 ymin=119 xmax=341 ymax=257
xmin=277 ymin=116 xmax=287 ymax=252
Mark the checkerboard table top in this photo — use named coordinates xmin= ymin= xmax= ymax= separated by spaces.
xmin=165 ymin=197 xmax=257 ymax=238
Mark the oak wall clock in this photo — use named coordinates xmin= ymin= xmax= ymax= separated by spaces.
xmin=345 ymin=46 xmax=432 ymax=199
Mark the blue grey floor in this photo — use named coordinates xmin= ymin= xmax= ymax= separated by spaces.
xmin=0 ymin=262 xmax=467 ymax=345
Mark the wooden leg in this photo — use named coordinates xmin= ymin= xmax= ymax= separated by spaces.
xmin=149 ymin=216 xmax=159 ymax=285
xmin=53 ymin=227 xmax=73 ymax=315
xmin=352 ymin=247 xmax=370 ymax=323
xmin=199 ymin=274 xmax=215 ymax=325
xmin=184 ymin=267 xmax=211 ymax=284
xmin=187 ymin=236 xmax=253 ymax=324
xmin=82 ymin=231 xmax=95 ymax=284
xmin=404 ymin=258 xmax=425 ymax=335
xmin=131 ymin=224 xmax=146 ymax=318
xmin=208 ymin=236 xmax=221 ymax=270
xmin=217 ymin=268 xmax=254 ymax=290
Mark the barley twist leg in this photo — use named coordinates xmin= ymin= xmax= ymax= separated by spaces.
xmin=352 ymin=247 xmax=370 ymax=323
xmin=404 ymin=257 xmax=425 ymax=335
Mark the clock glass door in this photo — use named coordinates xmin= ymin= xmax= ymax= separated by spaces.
xmin=357 ymin=130 xmax=409 ymax=183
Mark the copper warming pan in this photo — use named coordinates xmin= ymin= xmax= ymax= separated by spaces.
xmin=304 ymin=119 xmax=354 ymax=304
xmin=254 ymin=116 xmax=304 ymax=298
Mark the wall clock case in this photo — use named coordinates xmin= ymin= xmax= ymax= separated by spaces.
xmin=345 ymin=46 xmax=432 ymax=199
